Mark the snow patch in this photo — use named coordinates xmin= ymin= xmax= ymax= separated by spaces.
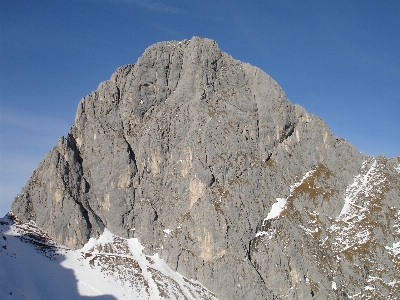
xmin=385 ymin=241 xmax=400 ymax=256
xmin=255 ymin=228 xmax=276 ymax=239
xmin=255 ymin=168 xmax=318 ymax=237
xmin=264 ymin=169 xmax=316 ymax=222
xmin=81 ymin=228 xmax=114 ymax=252
xmin=265 ymin=198 xmax=287 ymax=220
xmin=127 ymin=237 xmax=145 ymax=258
xmin=299 ymin=225 xmax=319 ymax=236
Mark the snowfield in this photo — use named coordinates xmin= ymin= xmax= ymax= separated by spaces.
xmin=0 ymin=214 xmax=217 ymax=300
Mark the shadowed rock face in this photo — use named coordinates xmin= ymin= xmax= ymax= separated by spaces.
xmin=12 ymin=37 xmax=400 ymax=299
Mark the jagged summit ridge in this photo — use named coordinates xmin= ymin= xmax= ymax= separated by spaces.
xmin=11 ymin=37 xmax=399 ymax=299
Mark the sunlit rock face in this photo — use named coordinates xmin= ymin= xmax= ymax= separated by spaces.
xmin=11 ymin=37 xmax=400 ymax=299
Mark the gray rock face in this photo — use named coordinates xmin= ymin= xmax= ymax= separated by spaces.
xmin=12 ymin=37 xmax=399 ymax=299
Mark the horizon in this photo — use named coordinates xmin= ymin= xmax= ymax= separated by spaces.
xmin=1 ymin=0 xmax=399 ymax=216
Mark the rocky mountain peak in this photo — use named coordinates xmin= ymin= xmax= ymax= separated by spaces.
xmin=10 ymin=37 xmax=399 ymax=299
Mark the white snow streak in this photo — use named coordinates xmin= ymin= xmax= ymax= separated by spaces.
xmin=163 ymin=228 xmax=172 ymax=235
xmin=299 ymin=225 xmax=319 ymax=236
xmin=330 ymin=159 xmax=389 ymax=252
xmin=255 ymin=168 xmax=317 ymax=238
xmin=338 ymin=160 xmax=383 ymax=220
xmin=255 ymin=228 xmax=276 ymax=239
xmin=265 ymin=169 xmax=316 ymax=221
xmin=265 ymin=198 xmax=287 ymax=220
xmin=385 ymin=241 xmax=400 ymax=256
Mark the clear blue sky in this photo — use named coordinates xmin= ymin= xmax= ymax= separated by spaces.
xmin=1 ymin=0 xmax=399 ymax=216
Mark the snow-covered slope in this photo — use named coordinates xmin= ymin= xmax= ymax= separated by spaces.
xmin=0 ymin=214 xmax=217 ymax=300
xmin=250 ymin=157 xmax=400 ymax=299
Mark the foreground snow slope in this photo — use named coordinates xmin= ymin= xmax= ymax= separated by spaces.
xmin=0 ymin=214 xmax=217 ymax=300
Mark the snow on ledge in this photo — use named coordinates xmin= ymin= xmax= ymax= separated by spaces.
xmin=265 ymin=198 xmax=287 ymax=220
xmin=263 ymin=168 xmax=316 ymax=222
xmin=338 ymin=160 xmax=379 ymax=219
xmin=255 ymin=168 xmax=317 ymax=238
xmin=337 ymin=159 xmax=387 ymax=221
xmin=163 ymin=228 xmax=172 ymax=236
xmin=385 ymin=241 xmax=400 ymax=256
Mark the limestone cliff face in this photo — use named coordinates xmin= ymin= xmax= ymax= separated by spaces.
xmin=12 ymin=37 xmax=399 ymax=299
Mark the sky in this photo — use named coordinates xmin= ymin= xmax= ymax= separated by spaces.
xmin=0 ymin=0 xmax=399 ymax=216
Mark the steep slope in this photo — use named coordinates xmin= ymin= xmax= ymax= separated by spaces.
xmin=250 ymin=156 xmax=400 ymax=299
xmin=0 ymin=213 xmax=217 ymax=299
xmin=10 ymin=37 xmax=399 ymax=299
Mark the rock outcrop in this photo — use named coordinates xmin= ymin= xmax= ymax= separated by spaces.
xmin=11 ymin=37 xmax=399 ymax=299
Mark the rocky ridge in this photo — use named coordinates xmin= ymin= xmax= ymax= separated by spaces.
xmin=11 ymin=37 xmax=399 ymax=299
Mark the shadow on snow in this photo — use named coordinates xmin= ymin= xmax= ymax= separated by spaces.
xmin=0 ymin=215 xmax=117 ymax=300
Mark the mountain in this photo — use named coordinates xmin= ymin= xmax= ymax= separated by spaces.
xmin=8 ymin=37 xmax=400 ymax=299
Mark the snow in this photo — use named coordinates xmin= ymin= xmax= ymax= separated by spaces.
xmin=163 ymin=229 xmax=172 ymax=235
xmin=367 ymin=275 xmax=399 ymax=286
xmin=385 ymin=241 xmax=400 ymax=256
xmin=255 ymin=168 xmax=319 ymax=237
xmin=265 ymin=198 xmax=287 ymax=220
xmin=0 ymin=215 xmax=217 ymax=300
xmin=81 ymin=228 xmax=114 ymax=252
xmin=299 ymin=225 xmax=319 ymax=236
xmin=348 ymin=292 xmax=362 ymax=299
xmin=388 ymin=280 xmax=400 ymax=287
xmin=0 ymin=218 xmax=109 ymax=300
xmin=126 ymin=237 xmax=145 ymax=258
xmin=261 ymin=168 xmax=316 ymax=222
xmin=255 ymin=228 xmax=276 ymax=239
xmin=338 ymin=160 xmax=383 ymax=220
xmin=288 ymin=169 xmax=316 ymax=194
xmin=330 ymin=159 xmax=389 ymax=252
